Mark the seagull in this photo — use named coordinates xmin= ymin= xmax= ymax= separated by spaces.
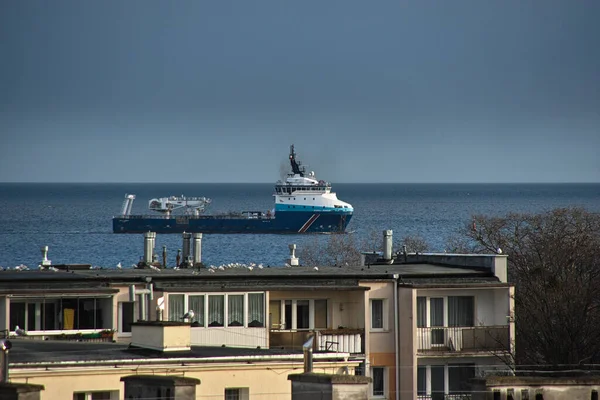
xmin=116 ymin=262 xmax=122 ymax=269
xmin=209 ymin=269 xmax=215 ymax=273
xmin=15 ymin=325 xmax=27 ymax=336
xmin=258 ymin=264 xmax=264 ymax=269
xmin=497 ymin=248 xmax=503 ymax=254
xmin=149 ymin=265 xmax=161 ymax=272
xmin=218 ymin=266 xmax=225 ymax=271
xmin=248 ymin=266 xmax=254 ymax=271
xmin=313 ymin=266 xmax=319 ymax=271
xmin=182 ymin=310 xmax=195 ymax=320
xmin=284 ymin=263 xmax=291 ymax=268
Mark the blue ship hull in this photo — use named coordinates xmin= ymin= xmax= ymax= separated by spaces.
xmin=112 ymin=210 xmax=353 ymax=234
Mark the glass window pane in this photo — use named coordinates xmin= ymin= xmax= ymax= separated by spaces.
xmin=431 ymin=365 xmax=445 ymax=396
xmin=121 ymin=302 xmax=134 ymax=333
xmin=269 ymin=300 xmax=281 ymax=329
xmin=417 ymin=366 xmax=426 ymax=396
xmin=296 ymin=300 xmax=309 ymax=329
xmin=208 ymin=295 xmax=224 ymax=327
xmin=248 ymin=293 xmax=264 ymax=327
xmin=9 ymin=302 xmax=26 ymax=332
xmin=430 ymin=298 xmax=444 ymax=327
xmin=228 ymin=295 xmax=244 ymax=326
xmin=225 ymin=388 xmax=240 ymax=400
xmin=417 ymin=297 xmax=426 ymax=328
xmin=168 ymin=294 xmax=184 ymax=322
xmin=449 ymin=363 xmax=476 ymax=394
xmin=448 ymin=296 xmax=474 ymax=327
xmin=314 ymin=300 xmax=327 ymax=329
xmin=188 ymin=295 xmax=204 ymax=327
xmin=372 ymin=367 xmax=385 ymax=396
xmin=371 ymin=299 xmax=383 ymax=329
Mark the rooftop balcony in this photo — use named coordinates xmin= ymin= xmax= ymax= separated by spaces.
xmin=417 ymin=326 xmax=510 ymax=355
xmin=270 ymin=328 xmax=364 ymax=354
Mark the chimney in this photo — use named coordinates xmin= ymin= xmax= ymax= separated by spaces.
xmin=383 ymin=230 xmax=393 ymax=261
xmin=192 ymin=233 xmax=202 ymax=265
xmin=182 ymin=232 xmax=192 ymax=266
xmin=288 ymin=244 xmax=299 ymax=266
xmin=130 ymin=321 xmax=191 ymax=352
xmin=143 ymin=232 xmax=155 ymax=264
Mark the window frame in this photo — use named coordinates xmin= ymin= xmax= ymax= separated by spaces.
xmin=370 ymin=366 xmax=387 ymax=398
xmin=370 ymin=298 xmax=387 ymax=332
xmin=416 ymin=295 xmax=476 ymax=328
xmin=224 ymin=387 xmax=249 ymax=400
xmin=166 ymin=292 xmax=265 ymax=329
xmin=269 ymin=298 xmax=329 ymax=330
xmin=117 ymin=301 xmax=135 ymax=336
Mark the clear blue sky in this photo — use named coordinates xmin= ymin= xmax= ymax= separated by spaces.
xmin=1 ymin=1 xmax=599 ymax=183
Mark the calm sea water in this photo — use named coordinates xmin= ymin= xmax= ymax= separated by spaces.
xmin=1 ymin=183 xmax=599 ymax=268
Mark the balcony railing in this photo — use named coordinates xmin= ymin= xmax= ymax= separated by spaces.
xmin=417 ymin=325 xmax=509 ymax=353
xmin=418 ymin=394 xmax=471 ymax=400
xmin=270 ymin=328 xmax=364 ymax=354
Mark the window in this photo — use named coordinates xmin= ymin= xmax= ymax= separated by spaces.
xmin=272 ymin=299 xmax=328 ymax=330
xmin=448 ymin=296 xmax=474 ymax=327
xmin=188 ymin=295 xmax=204 ymax=326
xmin=248 ymin=293 xmax=264 ymax=327
xmin=431 ymin=365 xmax=445 ymax=399
xmin=371 ymin=299 xmax=384 ymax=330
xmin=168 ymin=294 xmax=184 ymax=321
xmin=11 ymin=297 xmax=108 ymax=332
xmin=449 ymin=364 xmax=475 ymax=394
xmin=371 ymin=367 xmax=386 ymax=397
xmin=209 ymin=295 xmax=225 ymax=327
xmin=228 ymin=295 xmax=244 ymax=326
xmin=73 ymin=391 xmax=117 ymax=400
xmin=417 ymin=366 xmax=426 ymax=396
xmin=119 ymin=302 xmax=134 ymax=334
xmin=521 ymin=389 xmax=530 ymax=400
xmin=225 ymin=388 xmax=249 ymax=400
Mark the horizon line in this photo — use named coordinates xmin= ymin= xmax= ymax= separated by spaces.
xmin=1 ymin=181 xmax=599 ymax=185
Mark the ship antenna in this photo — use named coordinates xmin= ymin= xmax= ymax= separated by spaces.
xmin=289 ymin=144 xmax=304 ymax=177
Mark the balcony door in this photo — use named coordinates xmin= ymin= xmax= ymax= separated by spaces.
xmin=430 ymin=298 xmax=444 ymax=345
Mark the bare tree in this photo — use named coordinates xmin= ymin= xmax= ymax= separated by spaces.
xmin=398 ymin=234 xmax=430 ymax=253
xmin=457 ymin=208 xmax=600 ymax=368
xmin=298 ymin=233 xmax=362 ymax=266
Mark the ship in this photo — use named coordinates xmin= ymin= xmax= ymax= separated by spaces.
xmin=112 ymin=145 xmax=353 ymax=234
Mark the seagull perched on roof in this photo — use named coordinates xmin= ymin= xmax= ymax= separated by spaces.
xmin=182 ymin=310 xmax=195 ymax=321
xmin=116 ymin=262 xmax=122 ymax=269
xmin=15 ymin=325 xmax=27 ymax=336
xmin=313 ymin=266 xmax=319 ymax=271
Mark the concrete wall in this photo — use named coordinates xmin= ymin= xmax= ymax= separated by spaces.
xmin=10 ymin=361 xmax=360 ymax=400
xmin=399 ymin=254 xmax=508 ymax=283
xmin=398 ymin=287 xmax=417 ymax=400
xmin=472 ymin=377 xmax=600 ymax=400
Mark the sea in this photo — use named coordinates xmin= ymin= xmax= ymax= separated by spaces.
xmin=1 ymin=183 xmax=599 ymax=269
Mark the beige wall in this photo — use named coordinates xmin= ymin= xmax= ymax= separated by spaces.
xmin=10 ymin=361 xmax=359 ymax=400
xmin=398 ymin=287 xmax=417 ymax=400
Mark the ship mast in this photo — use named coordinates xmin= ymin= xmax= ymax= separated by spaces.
xmin=289 ymin=144 xmax=305 ymax=177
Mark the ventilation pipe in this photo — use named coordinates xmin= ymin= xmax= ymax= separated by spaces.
xmin=192 ymin=233 xmax=203 ymax=265
xmin=0 ymin=339 xmax=11 ymax=383
xmin=383 ymin=230 xmax=393 ymax=261
xmin=162 ymin=245 xmax=167 ymax=268
xmin=182 ymin=232 xmax=192 ymax=265
xmin=303 ymin=336 xmax=314 ymax=373
xmin=143 ymin=232 xmax=155 ymax=264
xmin=41 ymin=245 xmax=51 ymax=266
xmin=288 ymin=244 xmax=299 ymax=266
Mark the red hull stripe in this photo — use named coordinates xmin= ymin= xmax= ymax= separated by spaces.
xmin=298 ymin=214 xmax=320 ymax=233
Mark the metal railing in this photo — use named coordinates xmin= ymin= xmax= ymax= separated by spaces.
xmin=417 ymin=394 xmax=471 ymax=400
xmin=270 ymin=328 xmax=364 ymax=354
xmin=417 ymin=325 xmax=509 ymax=353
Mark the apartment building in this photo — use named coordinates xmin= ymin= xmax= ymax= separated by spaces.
xmin=0 ymin=250 xmax=513 ymax=399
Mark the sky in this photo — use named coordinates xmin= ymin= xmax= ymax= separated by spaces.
xmin=1 ymin=1 xmax=599 ymax=183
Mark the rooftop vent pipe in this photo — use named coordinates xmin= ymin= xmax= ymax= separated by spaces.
xmin=182 ymin=232 xmax=192 ymax=265
xmin=143 ymin=232 xmax=156 ymax=264
xmin=303 ymin=336 xmax=314 ymax=373
xmin=383 ymin=230 xmax=393 ymax=260
xmin=0 ymin=339 xmax=11 ymax=383
xmin=192 ymin=233 xmax=203 ymax=265
xmin=288 ymin=244 xmax=299 ymax=266
xmin=41 ymin=246 xmax=51 ymax=266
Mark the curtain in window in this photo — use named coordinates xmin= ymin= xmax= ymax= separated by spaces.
xmin=371 ymin=299 xmax=383 ymax=329
xmin=188 ymin=295 xmax=204 ymax=327
xmin=448 ymin=296 xmax=474 ymax=327
xmin=296 ymin=300 xmax=310 ymax=329
xmin=314 ymin=299 xmax=327 ymax=329
xmin=208 ymin=295 xmax=224 ymax=327
xmin=228 ymin=295 xmax=244 ymax=326
xmin=248 ymin=293 xmax=264 ymax=327
xmin=168 ymin=294 xmax=185 ymax=322
xmin=417 ymin=297 xmax=426 ymax=328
